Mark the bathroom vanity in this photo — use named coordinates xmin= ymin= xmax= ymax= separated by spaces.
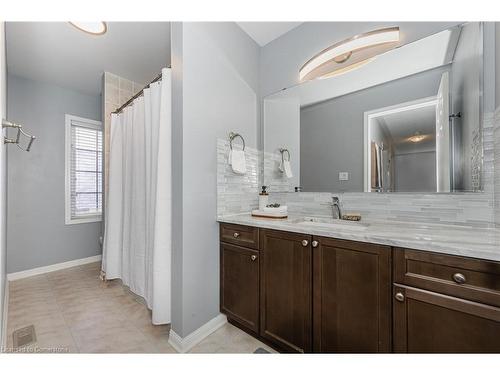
xmin=218 ymin=218 xmax=500 ymax=353
xmin=217 ymin=21 xmax=500 ymax=353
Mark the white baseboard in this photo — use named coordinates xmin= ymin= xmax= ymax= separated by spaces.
xmin=168 ymin=314 xmax=227 ymax=353
xmin=7 ymin=255 xmax=102 ymax=281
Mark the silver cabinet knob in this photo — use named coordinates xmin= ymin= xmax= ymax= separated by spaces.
xmin=312 ymin=240 xmax=319 ymax=248
xmin=302 ymin=240 xmax=309 ymax=247
xmin=452 ymin=273 xmax=466 ymax=284
xmin=233 ymin=232 xmax=240 ymax=238
xmin=250 ymin=255 xmax=257 ymax=261
xmin=395 ymin=292 xmax=405 ymax=302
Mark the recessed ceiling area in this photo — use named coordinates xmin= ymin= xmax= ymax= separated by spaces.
xmin=237 ymin=22 xmax=302 ymax=46
xmin=6 ymin=22 xmax=171 ymax=95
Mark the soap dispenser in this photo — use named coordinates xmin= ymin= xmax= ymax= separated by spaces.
xmin=259 ymin=186 xmax=269 ymax=210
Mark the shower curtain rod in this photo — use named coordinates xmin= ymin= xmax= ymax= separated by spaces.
xmin=112 ymin=66 xmax=171 ymax=114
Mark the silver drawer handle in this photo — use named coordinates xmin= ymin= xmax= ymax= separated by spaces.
xmin=251 ymin=255 xmax=257 ymax=261
xmin=302 ymin=240 xmax=309 ymax=247
xmin=311 ymin=240 xmax=319 ymax=248
xmin=233 ymin=232 xmax=240 ymax=238
xmin=452 ymin=273 xmax=466 ymax=284
xmin=395 ymin=292 xmax=405 ymax=302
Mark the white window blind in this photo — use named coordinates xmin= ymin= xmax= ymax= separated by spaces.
xmin=65 ymin=115 xmax=103 ymax=224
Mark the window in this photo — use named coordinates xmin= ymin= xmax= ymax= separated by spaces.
xmin=65 ymin=114 xmax=103 ymax=224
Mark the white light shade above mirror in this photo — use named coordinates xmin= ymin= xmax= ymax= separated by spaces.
xmin=279 ymin=26 xmax=461 ymax=108
xmin=299 ymin=27 xmax=400 ymax=82
xmin=69 ymin=22 xmax=107 ymax=35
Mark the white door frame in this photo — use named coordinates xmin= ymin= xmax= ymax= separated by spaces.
xmin=363 ymin=96 xmax=438 ymax=192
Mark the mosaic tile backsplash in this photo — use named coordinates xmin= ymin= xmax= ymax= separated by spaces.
xmin=217 ymin=139 xmax=259 ymax=217
xmin=217 ymin=108 xmax=498 ymax=228
xmin=494 ymin=107 xmax=500 ymax=227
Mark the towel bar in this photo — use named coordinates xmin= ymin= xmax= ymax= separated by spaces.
xmin=2 ymin=118 xmax=36 ymax=152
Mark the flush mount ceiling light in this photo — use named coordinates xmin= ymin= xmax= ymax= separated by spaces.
xmin=299 ymin=27 xmax=400 ymax=82
xmin=69 ymin=22 xmax=107 ymax=35
xmin=407 ymin=132 xmax=427 ymax=143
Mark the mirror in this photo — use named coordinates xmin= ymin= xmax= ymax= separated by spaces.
xmin=263 ymin=22 xmax=485 ymax=193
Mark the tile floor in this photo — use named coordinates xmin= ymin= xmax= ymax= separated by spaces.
xmin=4 ymin=262 xmax=274 ymax=354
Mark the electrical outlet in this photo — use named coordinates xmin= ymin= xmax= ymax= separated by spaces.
xmin=339 ymin=172 xmax=349 ymax=181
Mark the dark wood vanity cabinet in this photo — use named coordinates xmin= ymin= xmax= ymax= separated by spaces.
xmin=393 ymin=248 xmax=500 ymax=353
xmin=220 ymin=242 xmax=260 ymax=333
xmin=393 ymin=284 xmax=500 ymax=353
xmin=260 ymin=229 xmax=312 ymax=353
xmin=220 ymin=223 xmax=500 ymax=353
xmin=312 ymin=237 xmax=392 ymax=353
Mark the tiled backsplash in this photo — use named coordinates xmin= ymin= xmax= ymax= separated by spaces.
xmin=268 ymin=192 xmax=493 ymax=227
xmin=217 ymin=109 xmax=498 ymax=227
xmin=216 ymin=139 xmax=259 ymax=217
xmin=494 ymin=107 xmax=500 ymax=227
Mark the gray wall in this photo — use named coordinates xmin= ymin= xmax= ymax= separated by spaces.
xmin=394 ymin=151 xmax=436 ymax=192
xmin=300 ymin=66 xmax=449 ymax=192
xmin=171 ymin=22 xmax=260 ymax=337
xmin=0 ymin=22 xmax=6 ymax=341
xmin=170 ymin=22 xmax=184 ymax=339
xmin=6 ymin=75 xmax=102 ymax=273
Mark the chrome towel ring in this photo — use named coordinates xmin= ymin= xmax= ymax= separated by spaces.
xmin=229 ymin=132 xmax=245 ymax=151
xmin=279 ymin=148 xmax=290 ymax=162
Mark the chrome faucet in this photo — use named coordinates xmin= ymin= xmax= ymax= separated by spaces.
xmin=331 ymin=196 xmax=343 ymax=220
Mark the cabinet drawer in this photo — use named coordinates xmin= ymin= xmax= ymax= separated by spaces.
xmin=220 ymin=223 xmax=259 ymax=249
xmin=394 ymin=248 xmax=500 ymax=307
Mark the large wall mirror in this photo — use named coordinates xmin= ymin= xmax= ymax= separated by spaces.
xmin=263 ymin=22 xmax=488 ymax=193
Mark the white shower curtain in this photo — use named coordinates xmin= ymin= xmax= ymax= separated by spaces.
xmin=103 ymin=68 xmax=171 ymax=325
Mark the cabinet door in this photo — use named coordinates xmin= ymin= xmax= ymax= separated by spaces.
xmin=260 ymin=229 xmax=312 ymax=353
xmin=220 ymin=243 xmax=260 ymax=333
xmin=393 ymin=284 xmax=500 ymax=353
xmin=313 ymin=237 xmax=391 ymax=353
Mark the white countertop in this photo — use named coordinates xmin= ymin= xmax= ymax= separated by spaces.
xmin=217 ymin=213 xmax=500 ymax=262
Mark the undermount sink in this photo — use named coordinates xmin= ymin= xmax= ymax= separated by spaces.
xmin=295 ymin=217 xmax=369 ymax=231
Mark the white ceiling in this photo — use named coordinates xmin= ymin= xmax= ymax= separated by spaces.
xmin=237 ymin=22 xmax=302 ymax=46
xmin=381 ymin=104 xmax=436 ymax=141
xmin=377 ymin=104 xmax=436 ymax=153
xmin=6 ymin=22 xmax=171 ymax=95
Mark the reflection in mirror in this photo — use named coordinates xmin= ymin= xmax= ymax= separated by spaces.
xmin=365 ymin=97 xmax=438 ymax=193
xmin=263 ymin=22 xmax=486 ymax=193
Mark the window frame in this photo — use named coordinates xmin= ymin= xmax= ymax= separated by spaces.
xmin=65 ymin=114 xmax=103 ymax=225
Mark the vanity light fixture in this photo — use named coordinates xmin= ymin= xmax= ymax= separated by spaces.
xmin=69 ymin=22 xmax=107 ymax=35
xmin=299 ymin=27 xmax=400 ymax=82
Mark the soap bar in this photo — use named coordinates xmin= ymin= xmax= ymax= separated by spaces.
xmin=341 ymin=213 xmax=361 ymax=221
